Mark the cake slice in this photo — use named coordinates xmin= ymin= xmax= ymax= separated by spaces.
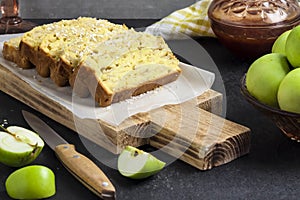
xmin=72 ymin=29 xmax=181 ymax=107
xmin=2 ymin=36 xmax=33 ymax=69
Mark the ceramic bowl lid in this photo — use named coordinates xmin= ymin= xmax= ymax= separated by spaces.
xmin=208 ymin=0 xmax=300 ymax=26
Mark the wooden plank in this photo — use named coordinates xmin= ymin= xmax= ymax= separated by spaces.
xmin=149 ymin=104 xmax=250 ymax=170
xmin=0 ymin=64 xmax=250 ymax=170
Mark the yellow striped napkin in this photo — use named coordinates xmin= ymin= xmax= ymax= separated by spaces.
xmin=145 ymin=0 xmax=215 ymax=39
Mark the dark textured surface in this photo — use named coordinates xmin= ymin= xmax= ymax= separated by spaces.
xmin=19 ymin=0 xmax=196 ymax=19
xmin=1 ymin=19 xmax=300 ymax=200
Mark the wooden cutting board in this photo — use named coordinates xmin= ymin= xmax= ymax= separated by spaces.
xmin=0 ymin=64 xmax=251 ymax=170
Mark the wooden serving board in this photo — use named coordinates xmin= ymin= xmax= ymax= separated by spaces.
xmin=0 ymin=64 xmax=251 ymax=170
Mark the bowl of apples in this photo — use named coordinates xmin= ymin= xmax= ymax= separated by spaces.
xmin=241 ymin=26 xmax=300 ymax=141
xmin=241 ymin=73 xmax=300 ymax=141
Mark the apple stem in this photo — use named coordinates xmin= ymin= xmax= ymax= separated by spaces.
xmin=0 ymin=125 xmax=37 ymax=147
xmin=31 ymin=143 xmax=39 ymax=154
xmin=134 ymin=151 xmax=139 ymax=157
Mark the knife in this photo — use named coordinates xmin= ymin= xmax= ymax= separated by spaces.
xmin=22 ymin=110 xmax=116 ymax=200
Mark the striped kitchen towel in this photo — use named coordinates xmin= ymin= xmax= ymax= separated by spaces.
xmin=145 ymin=0 xmax=215 ymax=39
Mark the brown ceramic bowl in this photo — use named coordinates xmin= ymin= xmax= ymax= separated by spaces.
xmin=208 ymin=0 xmax=300 ymax=58
xmin=241 ymin=74 xmax=300 ymax=141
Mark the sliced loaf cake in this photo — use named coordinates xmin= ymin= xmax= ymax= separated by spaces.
xmin=2 ymin=18 xmax=181 ymax=107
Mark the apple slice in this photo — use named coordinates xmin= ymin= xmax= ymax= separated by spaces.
xmin=0 ymin=126 xmax=44 ymax=167
xmin=6 ymin=165 xmax=56 ymax=199
xmin=118 ymin=146 xmax=166 ymax=179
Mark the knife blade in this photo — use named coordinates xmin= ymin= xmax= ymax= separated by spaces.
xmin=22 ymin=110 xmax=116 ymax=200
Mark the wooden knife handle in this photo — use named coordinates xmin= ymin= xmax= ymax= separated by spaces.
xmin=55 ymin=144 xmax=116 ymax=199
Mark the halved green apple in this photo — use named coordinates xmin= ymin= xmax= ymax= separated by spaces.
xmin=6 ymin=165 xmax=56 ymax=199
xmin=117 ymin=146 xmax=166 ymax=179
xmin=0 ymin=126 xmax=44 ymax=167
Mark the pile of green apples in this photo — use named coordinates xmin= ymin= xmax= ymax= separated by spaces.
xmin=246 ymin=25 xmax=300 ymax=114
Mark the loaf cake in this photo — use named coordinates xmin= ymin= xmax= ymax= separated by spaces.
xmin=2 ymin=17 xmax=181 ymax=107
xmin=72 ymin=29 xmax=181 ymax=107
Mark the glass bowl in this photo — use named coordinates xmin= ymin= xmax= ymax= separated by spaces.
xmin=241 ymin=74 xmax=300 ymax=141
xmin=208 ymin=0 xmax=300 ymax=58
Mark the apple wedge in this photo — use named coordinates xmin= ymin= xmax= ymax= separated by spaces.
xmin=0 ymin=126 xmax=44 ymax=167
xmin=118 ymin=146 xmax=166 ymax=179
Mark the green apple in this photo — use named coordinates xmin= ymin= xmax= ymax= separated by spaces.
xmin=246 ymin=53 xmax=290 ymax=107
xmin=5 ymin=165 xmax=56 ymax=199
xmin=272 ymin=30 xmax=291 ymax=56
xmin=286 ymin=25 xmax=300 ymax=68
xmin=0 ymin=126 xmax=44 ymax=167
xmin=118 ymin=146 xmax=166 ymax=179
xmin=278 ymin=68 xmax=300 ymax=114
